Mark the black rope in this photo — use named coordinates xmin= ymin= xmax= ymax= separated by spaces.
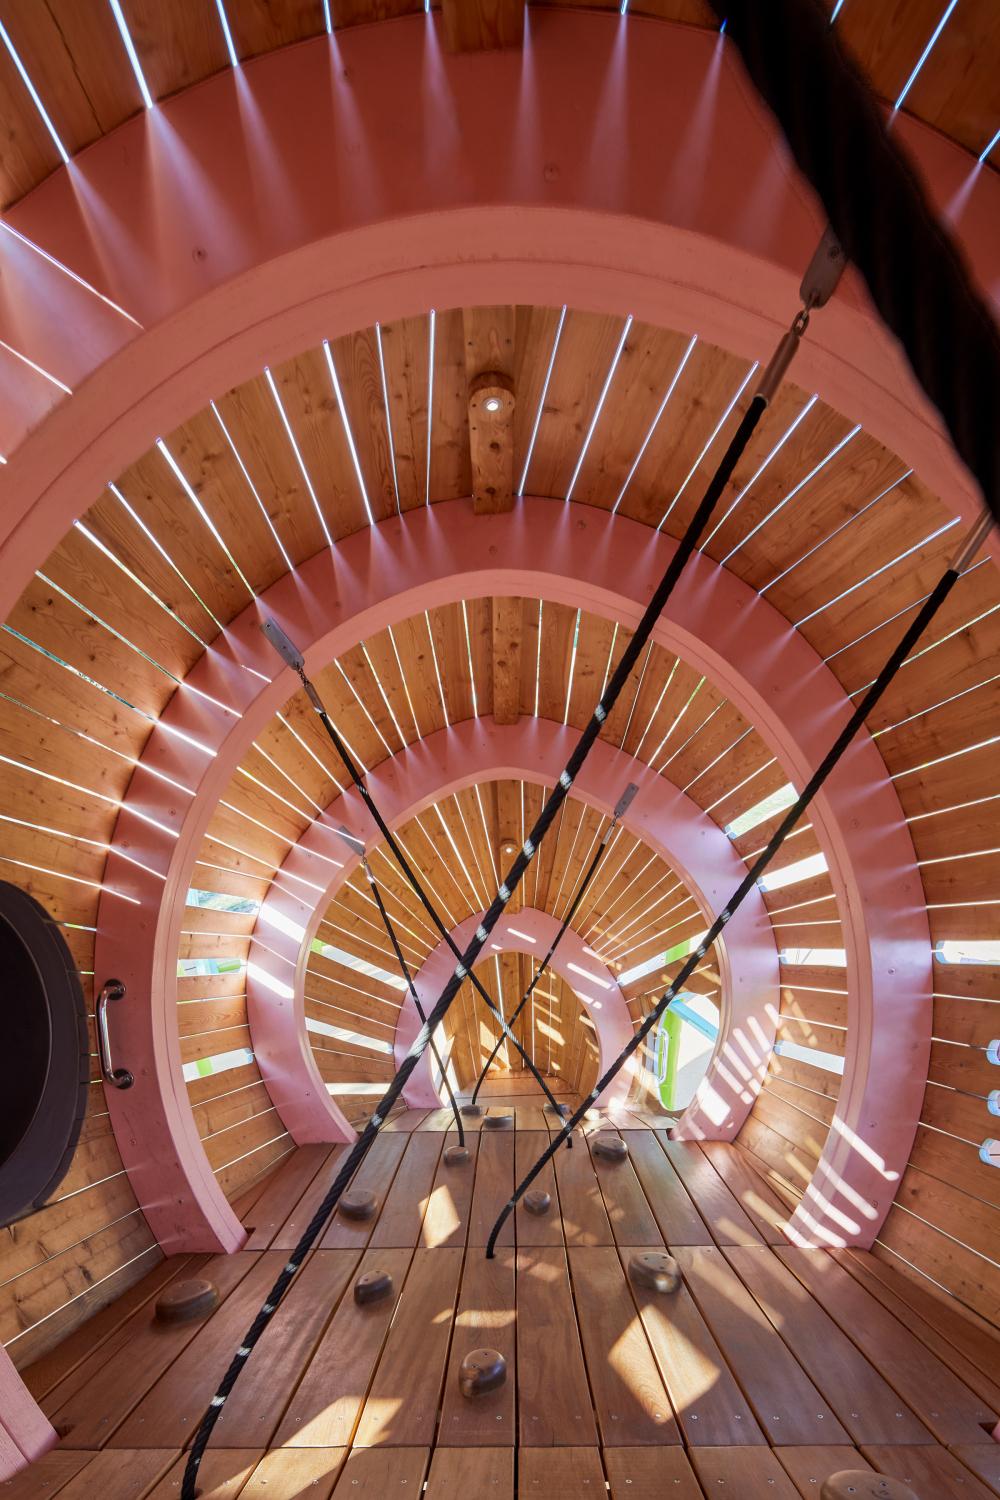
xmin=361 ymin=856 xmax=465 ymax=1146
xmin=486 ymin=534 xmax=979 ymax=1257
xmin=469 ymin=818 xmax=614 ymax=1107
xmin=710 ymin=0 xmax=1000 ymax=529
xmin=306 ymin=693 xmax=572 ymax=1126
xmin=181 ymin=314 xmax=793 ymax=1500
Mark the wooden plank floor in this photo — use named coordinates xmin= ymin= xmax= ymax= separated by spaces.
xmin=12 ymin=1105 xmax=1000 ymax=1500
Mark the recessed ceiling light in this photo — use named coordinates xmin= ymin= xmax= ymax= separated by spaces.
xmin=502 ymin=841 xmax=517 ymax=855
xmin=484 ymin=395 xmax=502 ymax=413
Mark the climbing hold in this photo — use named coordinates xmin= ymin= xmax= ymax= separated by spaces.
xmin=443 ymin=1144 xmax=470 ymax=1166
xmin=155 ymin=1277 xmax=220 ymax=1324
xmin=459 ymin=1348 xmax=507 ymax=1398
xmin=460 ymin=1103 xmax=483 ymax=1117
xmin=483 ymin=1113 xmax=514 ymax=1130
xmin=593 ymin=1133 xmax=628 ymax=1162
xmin=821 ymin=1475 xmax=919 ymax=1500
xmin=524 ymin=1188 xmax=551 ymax=1216
xmin=354 ymin=1269 xmax=394 ymax=1306
xmin=628 ymin=1251 xmax=681 ymax=1295
xmin=339 ymin=1189 xmax=378 ymax=1221
xmin=545 ymin=1101 xmax=571 ymax=1117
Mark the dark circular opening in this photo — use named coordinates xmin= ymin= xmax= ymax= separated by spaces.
xmin=0 ymin=915 xmax=52 ymax=1164
xmin=0 ymin=883 xmax=89 ymax=1227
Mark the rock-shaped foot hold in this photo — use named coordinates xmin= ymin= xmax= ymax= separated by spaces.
xmin=155 ymin=1277 xmax=220 ymax=1324
xmin=339 ymin=1189 xmax=378 ymax=1221
xmin=524 ymin=1189 xmax=551 ymax=1216
xmin=443 ymin=1144 xmax=470 ymax=1166
xmin=592 ymin=1133 xmax=628 ymax=1162
xmin=628 ymin=1251 xmax=681 ymax=1295
xmin=354 ymin=1269 xmax=394 ymax=1306
xmin=483 ymin=1113 xmax=514 ymax=1130
xmin=821 ymin=1477 xmax=919 ymax=1500
xmin=459 ymin=1348 xmax=507 ymax=1398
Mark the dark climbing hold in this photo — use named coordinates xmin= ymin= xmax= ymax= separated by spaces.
xmin=460 ymin=1103 xmax=483 ymax=1117
xmin=592 ymin=1133 xmax=628 ymax=1162
xmin=524 ymin=1188 xmax=551 ymax=1216
xmin=155 ymin=1277 xmax=220 ymax=1324
xmin=628 ymin=1251 xmax=681 ymax=1295
xmin=354 ymin=1269 xmax=394 ymax=1306
xmin=821 ymin=1475 xmax=919 ymax=1500
xmin=444 ymin=1144 xmax=470 ymax=1166
xmin=483 ymin=1113 xmax=514 ymax=1130
xmin=459 ymin=1347 xmax=507 ymax=1398
xmin=544 ymin=1101 xmax=571 ymax=1116
xmin=339 ymin=1189 xmax=378 ymax=1221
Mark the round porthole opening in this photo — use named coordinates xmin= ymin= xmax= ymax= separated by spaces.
xmin=0 ymin=883 xmax=89 ymax=1227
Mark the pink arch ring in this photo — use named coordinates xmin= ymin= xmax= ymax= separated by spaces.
xmin=94 ymin=497 xmax=929 ymax=1259
xmin=246 ymin=718 xmax=779 ymax=1131
xmin=397 ymin=908 xmax=635 ymax=1111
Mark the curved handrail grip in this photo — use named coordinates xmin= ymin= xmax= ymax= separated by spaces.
xmin=97 ymin=979 xmax=134 ymax=1090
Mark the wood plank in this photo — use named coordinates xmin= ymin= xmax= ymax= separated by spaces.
xmin=0 ymin=1450 xmax=91 ymax=1499
xmin=567 ymin=1246 xmax=679 ymax=1445
xmin=589 ymin=1135 xmax=663 ymax=1247
xmin=516 ymin=1247 xmax=598 ymax=1446
xmin=115 ymin=1250 xmax=353 ymax=1448
xmin=949 ymin=1447 xmax=1000 ymax=1497
xmin=777 ymin=1248 xmax=998 ymax=1445
xmin=624 ymin=1132 xmax=712 ymax=1245
xmin=442 ymin=0 xmax=523 ymax=51
xmin=516 ymin=1447 xmax=605 ymax=1498
xmin=515 ymin=1131 xmax=563 ymax=1246
xmin=833 ymin=1251 xmax=1000 ymax=1412
xmin=862 ymin=1445 xmax=998 ymax=1500
xmin=701 ymin=1141 xmax=792 ymax=1242
xmin=49 ymin=1451 xmax=176 ymax=1500
xmin=319 ymin=1133 xmax=408 ymax=1249
xmin=241 ymin=1448 xmax=346 ymax=1498
xmin=424 ymin=1447 xmax=513 ymax=1498
xmin=421 ymin=1131 xmax=480 ymax=1249
xmin=775 ymin=1448 xmax=874 ymax=1499
xmin=689 ymin=1447 xmax=802 ymax=1498
xmin=469 ymin=1130 xmax=515 ymax=1248
xmin=674 ymin=1246 xmax=850 ymax=1444
xmin=603 ymin=1447 xmax=710 ymax=1498
xmin=553 ymin=1131 xmax=614 ymax=1246
xmin=328 ymin=1448 xmax=426 ymax=1497
xmin=242 ymin=1145 xmax=334 ymax=1248
xmin=659 ymin=1138 xmax=764 ymax=1245
xmin=620 ymin=1243 xmax=765 ymax=1446
xmin=370 ymin=1132 xmax=443 ymax=1246
xmin=354 ymin=1248 xmax=463 ymax=1446
xmin=275 ymin=1247 xmax=412 ymax=1447
xmin=144 ymin=1449 xmax=263 ymax=1499
xmin=439 ymin=1250 xmax=516 ymax=1446
xmin=49 ymin=1253 xmax=258 ymax=1447
xmin=724 ymin=1246 xmax=931 ymax=1445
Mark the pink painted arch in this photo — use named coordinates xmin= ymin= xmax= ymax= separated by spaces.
xmin=396 ymin=909 xmax=634 ymax=1110
xmin=95 ymin=497 xmax=930 ymax=1258
xmin=245 ymin=718 xmax=778 ymax=1134
xmin=0 ymin=8 xmax=997 ymax=621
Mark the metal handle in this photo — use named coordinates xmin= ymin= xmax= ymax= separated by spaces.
xmin=97 ymin=978 xmax=134 ymax=1090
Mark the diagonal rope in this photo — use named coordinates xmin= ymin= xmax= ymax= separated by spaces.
xmin=180 ymin=305 xmax=804 ymax=1500
xmin=710 ymin=0 xmax=1000 ymax=529
xmin=469 ymin=801 xmax=622 ymax=1108
xmin=359 ymin=852 xmax=465 ymax=1145
xmin=485 ymin=512 xmax=992 ymax=1257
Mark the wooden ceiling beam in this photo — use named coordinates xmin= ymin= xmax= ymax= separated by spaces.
xmin=442 ymin=0 xmax=525 ymax=52
xmin=492 ymin=596 xmax=523 ymax=725
xmin=463 ymin=307 xmax=516 ymax=513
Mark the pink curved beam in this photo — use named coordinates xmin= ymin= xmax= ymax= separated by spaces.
xmin=0 ymin=10 xmax=997 ymax=614
xmin=246 ymin=719 xmax=778 ymax=1131
xmin=396 ymin=908 xmax=634 ymax=1110
xmin=95 ymin=497 xmax=928 ymax=1255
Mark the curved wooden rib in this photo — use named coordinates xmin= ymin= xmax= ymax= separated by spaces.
xmin=96 ymin=497 xmax=928 ymax=1253
xmin=246 ymin=721 xmax=778 ymax=1129
xmin=0 ymin=10 xmax=996 ymax=620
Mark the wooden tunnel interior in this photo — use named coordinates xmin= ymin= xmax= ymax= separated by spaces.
xmin=0 ymin=2 xmax=997 ymax=1498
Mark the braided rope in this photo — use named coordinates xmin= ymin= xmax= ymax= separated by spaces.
xmin=181 ymin=328 xmax=784 ymax=1500
xmin=362 ymin=858 xmax=465 ymax=1145
xmin=710 ymin=0 xmax=999 ymax=528
xmin=469 ymin=821 xmax=613 ymax=1106
xmin=487 ymin=552 xmax=966 ymax=1255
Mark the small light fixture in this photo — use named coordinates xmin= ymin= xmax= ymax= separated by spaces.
xmin=483 ymin=395 xmax=502 ymax=413
xmin=502 ymin=841 xmax=517 ymax=856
